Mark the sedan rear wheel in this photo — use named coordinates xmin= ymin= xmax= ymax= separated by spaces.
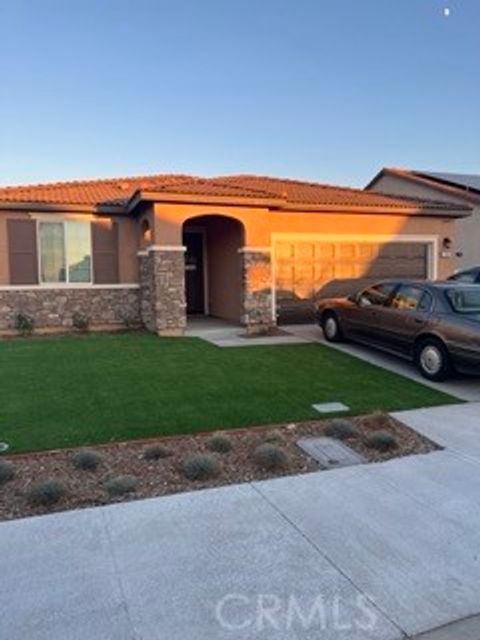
xmin=322 ymin=312 xmax=344 ymax=343
xmin=415 ymin=339 xmax=451 ymax=381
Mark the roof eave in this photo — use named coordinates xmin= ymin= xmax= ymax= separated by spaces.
xmin=126 ymin=189 xmax=283 ymax=211
xmin=0 ymin=201 xmax=127 ymax=214
xmin=272 ymin=202 xmax=470 ymax=217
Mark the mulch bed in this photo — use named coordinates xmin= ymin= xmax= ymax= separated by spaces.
xmin=0 ymin=413 xmax=439 ymax=522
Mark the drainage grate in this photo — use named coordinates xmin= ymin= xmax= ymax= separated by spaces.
xmin=297 ymin=437 xmax=366 ymax=469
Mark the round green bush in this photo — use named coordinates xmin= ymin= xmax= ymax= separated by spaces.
xmin=0 ymin=461 xmax=15 ymax=485
xmin=207 ymin=434 xmax=233 ymax=454
xmin=182 ymin=454 xmax=220 ymax=481
xmin=72 ymin=449 xmax=103 ymax=471
xmin=104 ymin=475 xmax=138 ymax=497
xmin=325 ymin=419 xmax=357 ymax=440
xmin=365 ymin=430 xmax=398 ymax=452
xmin=253 ymin=444 xmax=289 ymax=471
xmin=143 ymin=444 xmax=172 ymax=461
xmin=28 ymin=480 xmax=66 ymax=506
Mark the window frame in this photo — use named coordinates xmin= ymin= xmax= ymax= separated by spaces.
xmin=389 ymin=284 xmax=433 ymax=313
xmin=358 ymin=282 xmax=398 ymax=307
xmin=37 ymin=219 xmax=93 ymax=286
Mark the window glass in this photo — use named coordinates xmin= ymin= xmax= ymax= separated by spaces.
xmin=391 ymin=286 xmax=429 ymax=311
xmin=451 ymin=271 xmax=477 ymax=283
xmin=67 ymin=222 xmax=91 ymax=283
xmin=358 ymin=283 xmax=396 ymax=307
xmin=39 ymin=221 xmax=91 ymax=284
xmin=446 ymin=288 xmax=480 ymax=314
xmin=39 ymin=222 xmax=66 ymax=283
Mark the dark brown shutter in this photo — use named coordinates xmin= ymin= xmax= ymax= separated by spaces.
xmin=92 ymin=220 xmax=119 ymax=284
xmin=7 ymin=219 xmax=39 ymax=284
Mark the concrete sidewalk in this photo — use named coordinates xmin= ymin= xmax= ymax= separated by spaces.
xmin=2 ymin=404 xmax=480 ymax=639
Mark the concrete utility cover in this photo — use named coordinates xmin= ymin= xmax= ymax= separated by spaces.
xmin=297 ymin=436 xmax=366 ymax=469
xmin=312 ymin=401 xmax=349 ymax=413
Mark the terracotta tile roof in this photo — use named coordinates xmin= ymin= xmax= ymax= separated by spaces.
xmin=0 ymin=172 xmax=471 ymax=214
xmin=0 ymin=174 xmax=195 ymax=207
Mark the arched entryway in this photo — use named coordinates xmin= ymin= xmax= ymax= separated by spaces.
xmin=182 ymin=215 xmax=245 ymax=323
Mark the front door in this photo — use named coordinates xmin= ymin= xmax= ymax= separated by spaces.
xmin=183 ymin=231 xmax=205 ymax=314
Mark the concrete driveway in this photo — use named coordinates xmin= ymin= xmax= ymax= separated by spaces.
xmin=2 ymin=403 xmax=480 ymax=639
xmin=284 ymin=324 xmax=480 ymax=402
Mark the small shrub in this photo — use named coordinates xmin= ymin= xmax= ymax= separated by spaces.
xmin=72 ymin=312 xmax=90 ymax=332
xmin=28 ymin=480 xmax=66 ymax=506
xmin=15 ymin=312 xmax=34 ymax=336
xmin=325 ymin=419 xmax=358 ymax=440
xmin=182 ymin=454 xmax=220 ymax=481
xmin=0 ymin=461 xmax=15 ymax=485
xmin=264 ymin=430 xmax=282 ymax=444
xmin=72 ymin=449 xmax=103 ymax=471
xmin=365 ymin=430 xmax=398 ymax=452
xmin=143 ymin=444 xmax=172 ymax=461
xmin=253 ymin=444 xmax=289 ymax=471
xmin=207 ymin=434 xmax=233 ymax=454
xmin=104 ymin=475 xmax=138 ymax=497
xmin=119 ymin=312 xmax=138 ymax=329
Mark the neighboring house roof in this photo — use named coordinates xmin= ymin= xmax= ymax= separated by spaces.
xmin=0 ymin=172 xmax=471 ymax=217
xmin=366 ymin=167 xmax=480 ymax=204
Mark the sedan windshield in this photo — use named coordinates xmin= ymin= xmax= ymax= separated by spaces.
xmin=445 ymin=287 xmax=480 ymax=314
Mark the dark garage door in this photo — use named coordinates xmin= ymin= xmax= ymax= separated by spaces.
xmin=274 ymin=240 xmax=429 ymax=323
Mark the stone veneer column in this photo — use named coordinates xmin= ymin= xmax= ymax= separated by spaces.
xmin=138 ymin=246 xmax=186 ymax=336
xmin=240 ymin=247 xmax=276 ymax=335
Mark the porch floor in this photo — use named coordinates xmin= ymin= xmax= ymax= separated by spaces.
xmin=185 ymin=316 xmax=310 ymax=347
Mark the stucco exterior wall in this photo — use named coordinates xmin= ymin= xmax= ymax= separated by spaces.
xmin=370 ymin=174 xmax=478 ymax=270
xmin=154 ymin=202 xmax=456 ymax=280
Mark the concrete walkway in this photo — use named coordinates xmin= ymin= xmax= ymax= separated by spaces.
xmin=185 ymin=316 xmax=309 ymax=347
xmin=284 ymin=324 xmax=480 ymax=402
xmin=2 ymin=403 xmax=480 ymax=639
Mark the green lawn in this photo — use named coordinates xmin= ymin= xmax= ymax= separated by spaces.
xmin=0 ymin=333 xmax=458 ymax=453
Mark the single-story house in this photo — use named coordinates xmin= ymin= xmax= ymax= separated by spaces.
xmin=0 ymin=173 xmax=471 ymax=335
xmin=366 ymin=168 xmax=480 ymax=270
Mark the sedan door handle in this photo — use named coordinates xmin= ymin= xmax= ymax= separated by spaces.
xmin=413 ymin=318 xmax=424 ymax=324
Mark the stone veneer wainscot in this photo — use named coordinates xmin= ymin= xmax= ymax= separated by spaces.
xmin=0 ymin=285 xmax=141 ymax=332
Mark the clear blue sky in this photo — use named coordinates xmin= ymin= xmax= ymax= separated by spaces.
xmin=0 ymin=0 xmax=478 ymax=188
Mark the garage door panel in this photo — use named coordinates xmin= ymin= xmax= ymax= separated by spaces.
xmin=275 ymin=239 xmax=429 ymax=323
